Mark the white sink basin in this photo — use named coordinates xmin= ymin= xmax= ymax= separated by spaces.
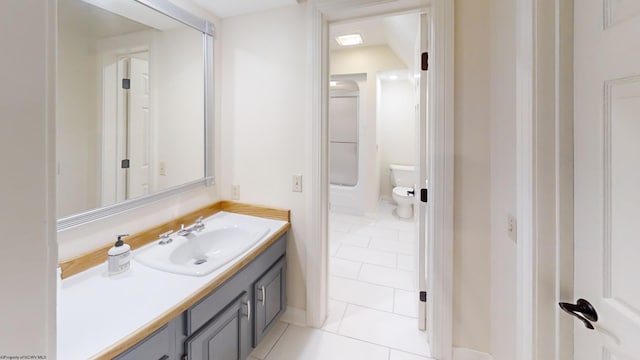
xmin=135 ymin=224 xmax=269 ymax=276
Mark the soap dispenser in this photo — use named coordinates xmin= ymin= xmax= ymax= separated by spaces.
xmin=108 ymin=234 xmax=131 ymax=275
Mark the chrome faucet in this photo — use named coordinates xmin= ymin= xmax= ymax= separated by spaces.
xmin=177 ymin=216 xmax=205 ymax=236
xmin=192 ymin=216 xmax=205 ymax=232
xmin=177 ymin=216 xmax=207 ymax=261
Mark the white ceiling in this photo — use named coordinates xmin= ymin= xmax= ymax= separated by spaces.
xmin=188 ymin=0 xmax=420 ymax=69
xmin=188 ymin=0 xmax=427 ymax=19
xmin=330 ymin=13 xmax=419 ymax=69
xmin=189 ymin=0 xmax=299 ymax=18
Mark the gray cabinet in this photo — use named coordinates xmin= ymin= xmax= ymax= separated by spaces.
xmin=185 ymin=293 xmax=252 ymax=360
xmin=254 ymin=257 xmax=286 ymax=345
xmin=116 ymin=234 xmax=287 ymax=360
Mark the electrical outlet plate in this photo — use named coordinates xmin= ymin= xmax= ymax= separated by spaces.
xmin=231 ymin=185 xmax=240 ymax=200
xmin=507 ymin=214 xmax=517 ymax=242
xmin=293 ymin=175 xmax=302 ymax=192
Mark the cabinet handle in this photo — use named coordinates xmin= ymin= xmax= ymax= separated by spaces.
xmin=260 ymin=286 xmax=266 ymax=306
xmin=159 ymin=355 xmax=169 ymax=360
xmin=245 ymin=300 xmax=251 ymax=320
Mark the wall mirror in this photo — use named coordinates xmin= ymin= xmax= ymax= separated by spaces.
xmin=57 ymin=0 xmax=214 ymax=230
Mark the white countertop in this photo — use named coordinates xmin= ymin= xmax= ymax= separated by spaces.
xmin=57 ymin=211 xmax=287 ymax=360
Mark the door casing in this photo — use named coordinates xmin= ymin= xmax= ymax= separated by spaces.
xmin=515 ymin=0 xmax=574 ymax=359
xmin=307 ymin=1 xmax=455 ymax=360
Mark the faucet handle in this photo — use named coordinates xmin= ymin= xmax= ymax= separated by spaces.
xmin=158 ymin=230 xmax=174 ymax=245
xmin=193 ymin=216 xmax=205 ymax=232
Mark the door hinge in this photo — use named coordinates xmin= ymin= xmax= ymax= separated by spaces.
xmin=122 ymin=78 xmax=131 ymax=89
xmin=421 ymin=52 xmax=429 ymax=71
xmin=121 ymin=159 xmax=130 ymax=169
xmin=420 ymin=291 xmax=427 ymax=302
xmin=420 ymin=188 xmax=428 ymax=203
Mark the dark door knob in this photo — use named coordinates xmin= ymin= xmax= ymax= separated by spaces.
xmin=558 ymin=298 xmax=598 ymax=330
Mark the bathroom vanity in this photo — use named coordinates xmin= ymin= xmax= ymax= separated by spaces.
xmin=57 ymin=203 xmax=290 ymax=360
xmin=116 ymin=235 xmax=286 ymax=360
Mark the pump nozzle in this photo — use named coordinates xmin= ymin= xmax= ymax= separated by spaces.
xmin=115 ymin=234 xmax=130 ymax=247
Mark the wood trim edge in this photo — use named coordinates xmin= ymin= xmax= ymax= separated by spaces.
xmin=59 ymin=201 xmax=290 ymax=279
xmin=220 ymin=201 xmax=291 ymax=222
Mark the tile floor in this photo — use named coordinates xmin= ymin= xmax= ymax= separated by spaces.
xmin=249 ymin=200 xmax=432 ymax=360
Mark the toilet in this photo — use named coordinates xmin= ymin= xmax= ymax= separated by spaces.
xmin=389 ymin=164 xmax=415 ymax=219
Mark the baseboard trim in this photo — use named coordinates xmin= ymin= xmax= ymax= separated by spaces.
xmin=280 ymin=306 xmax=307 ymax=327
xmin=453 ymin=348 xmax=493 ymax=360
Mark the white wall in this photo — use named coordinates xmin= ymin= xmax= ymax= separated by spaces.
xmin=489 ymin=0 xmax=517 ymax=359
xmin=331 ymin=45 xmax=406 ymax=214
xmin=0 ymin=0 xmax=57 ymax=356
xmin=219 ymin=4 xmax=312 ymax=311
xmin=378 ymin=78 xmax=416 ymax=200
xmin=453 ymin=0 xmax=492 ymax=353
xmin=155 ymin=26 xmax=205 ymax=190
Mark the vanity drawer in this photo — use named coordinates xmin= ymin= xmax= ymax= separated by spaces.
xmin=114 ymin=321 xmax=174 ymax=360
xmin=186 ymin=274 xmax=246 ymax=335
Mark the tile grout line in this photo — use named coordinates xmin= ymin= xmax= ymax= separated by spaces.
xmin=331 ymin=271 xmax=417 ymax=292
xmin=260 ymin=322 xmax=290 ymax=360
xmin=317 ymin=318 xmax=430 ymax=360
xmin=334 ymin=249 xmax=414 ymax=270
xmin=392 ymin=287 xmax=396 ymax=315
xmin=329 ymin=292 xmax=419 ymax=321
xmin=356 ymin=260 xmax=364 ymax=279
xmin=334 ymin=300 xmax=347 ymax=334
xmin=326 ymin=204 xmax=428 ymax=359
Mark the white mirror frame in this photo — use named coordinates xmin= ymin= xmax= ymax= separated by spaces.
xmin=57 ymin=0 xmax=215 ymax=231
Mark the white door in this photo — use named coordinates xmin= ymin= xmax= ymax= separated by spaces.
xmin=573 ymin=0 xmax=640 ymax=358
xmin=415 ymin=12 xmax=429 ymax=331
xmin=125 ymin=56 xmax=151 ymax=199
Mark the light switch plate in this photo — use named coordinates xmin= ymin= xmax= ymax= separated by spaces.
xmin=293 ymin=175 xmax=302 ymax=192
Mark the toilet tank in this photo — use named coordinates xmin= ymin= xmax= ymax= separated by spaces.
xmin=389 ymin=164 xmax=415 ymax=187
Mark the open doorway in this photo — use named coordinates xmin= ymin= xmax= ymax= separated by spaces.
xmin=304 ymin=1 xmax=454 ymax=359
xmin=101 ymin=51 xmax=153 ymax=206
xmin=324 ymin=12 xmax=430 ymax=357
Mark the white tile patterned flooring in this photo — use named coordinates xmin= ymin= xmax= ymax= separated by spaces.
xmin=249 ymin=200 xmax=432 ymax=360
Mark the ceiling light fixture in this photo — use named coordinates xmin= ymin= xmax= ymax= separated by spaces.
xmin=389 ymin=75 xmax=398 ymax=80
xmin=335 ymin=33 xmax=363 ymax=46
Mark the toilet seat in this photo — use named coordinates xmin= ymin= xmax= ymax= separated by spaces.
xmin=392 ymin=186 xmax=414 ymax=198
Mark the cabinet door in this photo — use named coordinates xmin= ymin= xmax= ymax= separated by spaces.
xmin=185 ymin=293 xmax=251 ymax=360
xmin=254 ymin=257 xmax=286 ymax=345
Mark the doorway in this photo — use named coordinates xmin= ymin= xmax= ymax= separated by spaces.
xmin=306 ymin=1 xmax=454 ymax=359
xmin=101 ymin=51 xmax=153 ymax=206
xmin=324 ymin=11 xmax=430 ymax=358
